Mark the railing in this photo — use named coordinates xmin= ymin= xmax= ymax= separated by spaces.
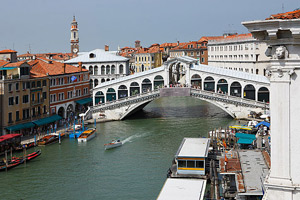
xmin=190 ymin=88 xmax=269 ymax=109
xmin=31 ymin=99 xmax=44 ymax=106
xmin=92 ymin=89 xmax=160 ymax=113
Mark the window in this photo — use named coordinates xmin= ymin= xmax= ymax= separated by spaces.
xmin=190 ymin=52 xmax=194 ymax=56
xmin=37 ymin=81 xmax=41 ymax=87
xmin=8 ymin=113 xmax=12 ymax=123
xmin=38 ymin=107 xmax=41 ymax=115
xmin=196 ymin=161 xmax=204 ymax=168
xmin=15 ymin=96 xmax=19 ymax=105
xmin=16 ymin=83 xmax=19 ymax=91
xmin=23 ymin=109 xmax=29 ymax=119
xmin=32 ymin=94 xmax=35 ymax=102
xmin=8 ymin=84 xmax=12 ymax=92
xmin=178 ymin=160 xmax=186 ymax=168
xmin=201 ymin=58 xmax=205 ymax=63
xmin=32 ymin=108 xmax=35 ymax=117
xmin=43 ymin=92 xmax=47 ymax=99
xmin=42 ymin=80 xmax=47 ymax=86
xmin=43 ymin=105 xmax=47 ymax=114
xmin=9 ymin=97 xmax=14 ymax=105
xmin=187 ymin=161 xmax=194 ymax=168
xmin=67 ymin=91 xmax=73 ymax=99
xmin=16 ymin=111 xmax=20 ymax=121
xmin=26 ymin=82 xmax=30 ymax=89
xmin=23 ymin=95 xmax=29 ymax=103
xmin=31 ymin=81 xmax=36 ymax=88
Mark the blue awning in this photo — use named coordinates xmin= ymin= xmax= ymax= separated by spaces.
xmin=33 ymin=115 xmax=62 ymax=126
xmin=6 ymin=122 xmax=35 ymax=132
xmin=237 ymin=138 xmax=255 ymax=144
xmin=75 ymin=97 xmax=92 ymax=105
xmin=255 ymin=121 xmax=270 ymax=128
xmin=0 ymin=67 xmax=16 ymax=70
xmin=235 ymin=133 xmax=256 ymax=140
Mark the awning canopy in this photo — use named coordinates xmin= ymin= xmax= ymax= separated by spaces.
xmin=237 ymin=138 xmax=255 ymax=144
xmin=0 ymin=134 xmax=22 ymax=143
xmin=235 ymin=133 xmax=256 ymax=140
xmin=6 ymin=122 xmax=35 ymax=132
xmin=75 ymin=97 xmax=92 ymax=105
xmin=0 ymin=67 xmax=16 ymax=71
xmin=33 ymin=115 xmax=62 ymax=126
xmin=255 ymin=121 xmax=270 ymax=128
xmin=229 ymin=125 xmax=252 ymax=130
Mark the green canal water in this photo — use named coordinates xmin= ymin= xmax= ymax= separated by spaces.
xmin=0 ymin=97 xmax=237 ymax=200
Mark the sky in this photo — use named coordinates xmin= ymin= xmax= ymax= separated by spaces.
xmin=0 ymin=0 xmax=299 ymax=54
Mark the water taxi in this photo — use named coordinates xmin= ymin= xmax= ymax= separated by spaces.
xmin=104 ymin=140 xmax=122 ymax=150
xmin=77 ymin=128 xmax=96 ymax=142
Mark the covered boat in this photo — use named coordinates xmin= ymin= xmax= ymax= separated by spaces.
xmin=77 ymin=128 xmax=96 ymax=142
xmin=104 ymin=140 xmax=122 ymax=150
xmin=37 ymin=135 xmax=59 ymax=146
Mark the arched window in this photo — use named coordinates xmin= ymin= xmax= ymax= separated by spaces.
xmin=106 ymin=65 xmax=110 ymax=74
xmin=230 ymin=82 xmax=242 ymax=97
xmin=119 ymin=65 xmax=124 ymax=74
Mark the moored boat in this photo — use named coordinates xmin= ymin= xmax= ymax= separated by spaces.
xmin=0 ymin=159 xmax=24 ymax=171
xmin=37 ymin=135 xmax=59 ymax=146
xmin=77 ymin=128 xmax=96 ymax=142
xmin=104 ymin=140 xmax=122 ymax=150
xmin=12 ymin=150 xmax=42 ymax=162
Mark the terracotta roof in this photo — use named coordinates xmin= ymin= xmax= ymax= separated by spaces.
xmin=200 ymin=33 xmax=253 ymax=43
xmin=28 ymin=57 xmax=87 ymax=78
xmin=160 ymin=42 xmax=178 ymax=48
xmin=0 ymin=49 xmax=17 ymax=54
xmin=4 ymin=61 xmax=27 ymax=67
xmin=0 ymin=60 xmax=9 ymax=67
xmin=18 ymin=52 xmax=77 ymax=61
xmin=266 ymin=9 xmax=300 ymax=20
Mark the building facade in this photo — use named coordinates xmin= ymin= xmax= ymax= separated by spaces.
xmin=29 ymin=58 xmax=90 ymax=120
xmin=0 ymin=61 xmax=50 ymax=135
xmin=207 ymin=33 xmax=270 ymax=76
xmin=134 ymin=44 xmax=163 ymax=73
xmin=65 ymin=49 xmax=129 ymax=89
xmin=169 ymin=41 xmax=208 ymax=65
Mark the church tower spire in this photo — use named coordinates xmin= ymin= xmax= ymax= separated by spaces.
xmin=70 ymin=16 xmax=79 ymax=54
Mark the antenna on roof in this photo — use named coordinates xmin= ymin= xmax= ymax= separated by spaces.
xmin=282 ymin=3 xmax=284 ymax=13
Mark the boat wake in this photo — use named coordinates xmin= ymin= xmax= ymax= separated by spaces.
xmin=122 ymin=132 xmax=148 ymax=144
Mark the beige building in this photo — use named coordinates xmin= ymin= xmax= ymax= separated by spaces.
xmin=0 ymin=61 xmax=50 ymax=135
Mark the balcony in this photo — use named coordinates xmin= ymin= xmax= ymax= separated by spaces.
xmin=32 ymin=99 xmax=44 ymax=106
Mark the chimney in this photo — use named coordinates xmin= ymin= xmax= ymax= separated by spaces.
xmin=78 ymin=62 xmax=82 ymax=71
xmin=177 ymin=41 xmax=180 ymax=46
xmin=135 ymin=40 xmax=141 ymax=49
xmin=63 ymin=63 xmax=66 ymax=74
xmin=105 ymin=45 xmax=109 ymax=51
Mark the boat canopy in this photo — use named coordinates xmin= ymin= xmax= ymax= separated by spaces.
xmin=0 ymin=134 xmax=22 ymax=143
xmin=235 ymin=133 xmax=256 ymax=140
xmin=255 ymin=121 xmax=270 ymax=128
xmin=237 ymin=138 xmax=255 ymax=144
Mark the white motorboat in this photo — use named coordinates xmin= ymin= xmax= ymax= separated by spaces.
xmin=104 ymin=140 xmax=122 ymax=150
xmin=77 ymin=128 xmax=96 ymax=142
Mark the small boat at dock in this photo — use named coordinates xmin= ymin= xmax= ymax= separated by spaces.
xmin=0 ymin=159 xmax=24 ymax=171
xmin=77 ymin=128 xmax=96 ymax=142
xmin=12 ymin=150 xmax=42 ymax=163
xmin=104 ymin=140 xmax=122 ymax=150
xmin=37 ymin=135 xmax=59 ymax=146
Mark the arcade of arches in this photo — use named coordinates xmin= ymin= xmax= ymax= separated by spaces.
xmin=94 ymin=73 xmax=269 ymax=105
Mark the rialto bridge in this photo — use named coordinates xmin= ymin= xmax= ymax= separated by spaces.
xmin=85 ymin=56 xmax=270 ymax=120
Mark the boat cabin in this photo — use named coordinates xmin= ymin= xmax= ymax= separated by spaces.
xmin=175 ymin=138 xmax=210 ymax=176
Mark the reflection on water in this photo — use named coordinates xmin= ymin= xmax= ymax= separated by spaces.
xmin=0 ymin=97 xmax=235 ymax=200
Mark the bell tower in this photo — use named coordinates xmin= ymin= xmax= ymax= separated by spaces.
xmin=70 ymin=16 xmax=79 ymax=54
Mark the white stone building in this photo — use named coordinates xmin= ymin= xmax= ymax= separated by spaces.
xmin=65 ymin=49 xmax=129 ymax=89
xmin=208 ymin=33 xmax=270 ymax=76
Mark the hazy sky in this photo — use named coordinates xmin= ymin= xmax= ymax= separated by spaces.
xmin=0 ymin=0 xmax=298 ymax=54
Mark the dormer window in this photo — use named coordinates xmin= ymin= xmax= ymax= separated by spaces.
xmin=89 ymin=53 xmax=96 ymax=58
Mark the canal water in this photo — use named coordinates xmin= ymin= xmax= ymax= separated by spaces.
xmin=0 ymin=97 xmax=237 ymax=200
